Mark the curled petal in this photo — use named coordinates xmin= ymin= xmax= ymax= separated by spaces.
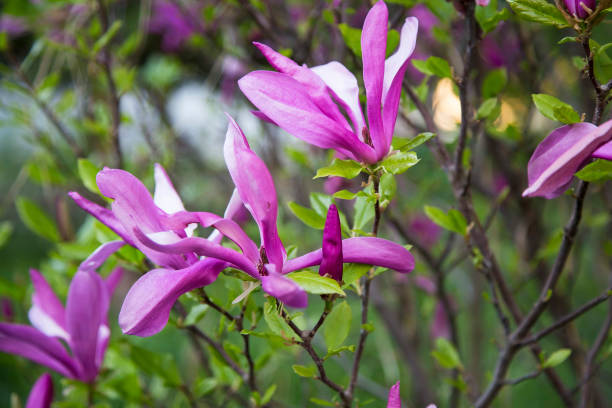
xmin=66 ymin=271 xmax=107 ymax=382
xmin=224 ymin=115 xmax=285 ymax=270
xmin=319 ymin=205 xmax=343 ymax=281
xmin=26 ymin=373 xmax=53 ymax=408
xmin=253 ymin=42 xmax=351 ymax=129
xmin=523 ymin=121 xmax=612 ymax=198
xmin=239 ymin=71 xmax=377 ymax=163
xmin=386 ymin=381 xmax=401 ymax=408
xmin=135 ymin=228 xmax=259 ymax=277
xmin=28 ymin=270 xmax=67 ymax=339
xmin=68 ymin=192 xmax=133 ymax=245
xmin=153 ymin=163 xmax=186 ymax=215
xmin=284 ymin=237 xmax=415 ymax=274
xmin=382 ymin=17 xmax=418 ymax=150
xmin=261 ymin=274 xmax=308 ymax=308
xmin=119 ymin=259 xmax=227 ymax=336
xmin=310 ymin=61 xmax=366 ymax=133
xmin=362 ymin=0 xmax=388 ymax=157
xmin=79 ymin=240 xmax=125 ymax=273
xmin=0 ymin=323 xmax=79 ymax=378
xmin=591 ymin=140 xmax=612 ymax=160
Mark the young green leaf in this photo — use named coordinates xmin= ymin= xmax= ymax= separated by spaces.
xmin=287 ymin=271 xmax=345 ymax=296
xmin=314 ymin=158 xmax=363 ymax=179
xmin=532 ymin=94 xmax=580 ymax=124
xmin=412 ymin=56 xmax=452 ymax=78
xmin=476 ymin=98 xmax=500 ymax=120
xmin=292 ymin=364 xmax=317 ymax=378
xmin=77 ymin=158 xmax=101 ymax=195
xmin=431 ymin=338 xmax=463 ymax=370
xmin=323 ymin=301 xmax=352 ymax=351
xmin=377 ymin=151 xmax=419 ymax=175
xmin=542 ymin=348 xmax=572 ymax=368
xmin=424 ymin=205 xmax=467 ymax=235
xmin=263 ymin=301 xmax=300 ymax=341
xmin=392 ymin=132 xmax=436 ymax=152
xmin=482 ymin=68 xmax=508 ymax=98
xmin=287 ymin=202 xmax=325 ymax=229
xmin=507 ymin=0 xmax=569 ymax=28
xmin=16 ymin=197 xmax=61 ymax=242
xmin=575 ymin=159 xmax=612 ymax=182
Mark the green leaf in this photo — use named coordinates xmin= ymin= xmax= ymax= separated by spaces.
xmin=482 ymin=68 xmax=507 ymax=98
xmin=16 ymin=197 xmax=60 ymax=242
xmin=292 ymin=364 xmax=317 ymax=377
xmin=392 ymin=132 xmax=436 ymax=152
xmin=558 ymin=36 xmax=577 ymax=44
xmin=92 ymin=20 xmax=122 ymax=55
xmin=341 ymin=263 xmax=371 ymax=288
xmin=333 ymin=190 xmax=359 ymax=200
xmin=379 ymin=173 xmax=397 ymax=206
xmin=287 ymin=271 xmax=346 ymax=296
xmin=143 ymin=55 xmax=182 ymax=90
xmin=129 ymin=344 xmax=182 ymax=386
xmin=532 ymin=94 xmax=580 ymax=124
xmin=263 ymin=301 xmax=300 ymax=341
xmin=575 ymin=159 xmax=612 ymax=182
xmin=310 ymin=397 xmax=336 ymax=406
xmin=377 ymin=151 xmax=419 ymax=175
xmin=479 ymin=8 xmax=510 ymax=33
xmin=507 ymin=0 xmax=569 ymax=28
xmin=594 ymin=43 xmax=612 ymax=84
xmin=287 ymin=202 xmax=325 ymax=229
xmin=184 ymin=304 xmax=209 ymax=326
xmin=476 ymin=98 xmax=500 ymax=120
xmin=412 ymin=56 xmax=452 ymax=78
xmin=353 ymin=192 xmax=375 ymax=231
xmin=424 ymin=205 xmax=467 ymax=235
xmin=314 ymin=158 xmax=363 ymax=179
xmin=542 ymin=348 xmax=572 ymax=368
xmin=338 ymin=23 xmax=362 ymax=57
xmin=323 ymin=301 xmax=352 ymax=351
xmin=431 ymin=338 xmax=463 ymax=369
xmin=77 ymin=159 xmax=101 ymax=195
xmin=0 ymin=221 xmax=13 ymax=248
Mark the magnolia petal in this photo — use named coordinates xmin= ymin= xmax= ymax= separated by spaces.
xmin=28 ymin=270 xmax=67 ymax=339
xmin=224 ymin=115 xmax=286 ymax=270
xmin=591 ymin=140 xmax=612 ymax=160
xmin=319 ymin=205 xmax=343 ymax=281
xmin=311 ymin=61 xmax=366 ymax=133
xmin=153 ymin=163 xmax=186 ymax=215
xmin=386 ymin=381 xmax=401 ymax=408
xmin=253 ymin=42 xmax=351 ymax=129
xmin=362 ymin=0 xmax=388 ymax=157
xmin=68 ymin=192 xmax=133 ymax=245
xmin=0 ymin=323 xmax=79 ymax=378
xmin=239 ymin=71 xmax=377 ymax=163
xmin=261 ymin=274 xmax=308 ymax=308
xmin=382 ymin=17 xmax=418 ymax=151
xmin=119 ymin=258 xmax=226 ymax=336
xmin=97 ymin=168 xmax=188 ymax=269
xmin=66 ymin=271 xmax=107 ymax=382
xmin=476 ymin=0 xmax=490 ymax=5
xmin=283 ymin=237 xmax=414 ymax=274
xmin=523 ymin=121 xmax=612 ymax=198
xmin=26 ymin=373 xmax=53 ymax=408
xmin=135 ymin=229 xmax=259 ymax=277
xmin=79 ymin=240 xmax=125 ymax=273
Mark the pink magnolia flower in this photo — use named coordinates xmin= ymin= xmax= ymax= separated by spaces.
xmin=0 ymin=268 xmax=122 ymax=383
xmin=523 ymin=119 xmax=612 ymax=198
xmin=25 ymin=373 xmax=53 ymax=408
xmin=239 ymin=1 xmax=418 ymax=164
xmin=137 ymin=116 xmax=415 ymax=310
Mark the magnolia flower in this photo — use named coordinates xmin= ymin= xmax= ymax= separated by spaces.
xmin=136 ymin=116 xmax=415 ymax=311
xmin=25 ymin=373 xmax=53 ymax=408
xmin=564 ymin=0 xmax=596 ymax=18
xmin=523 ymin=119 xmax=612 ymax=198
xmin=70 ymin=164 xmax=245 ymax=336
xmin=319 ymin=204 xmax=343 ymax=282
xmin=0 ymin=268 xmax=121 ymax=383
xmin=239 ymin=0 xmax=418 ymax=164
xmin=386 ymin=382 xmax=437 ymax=408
